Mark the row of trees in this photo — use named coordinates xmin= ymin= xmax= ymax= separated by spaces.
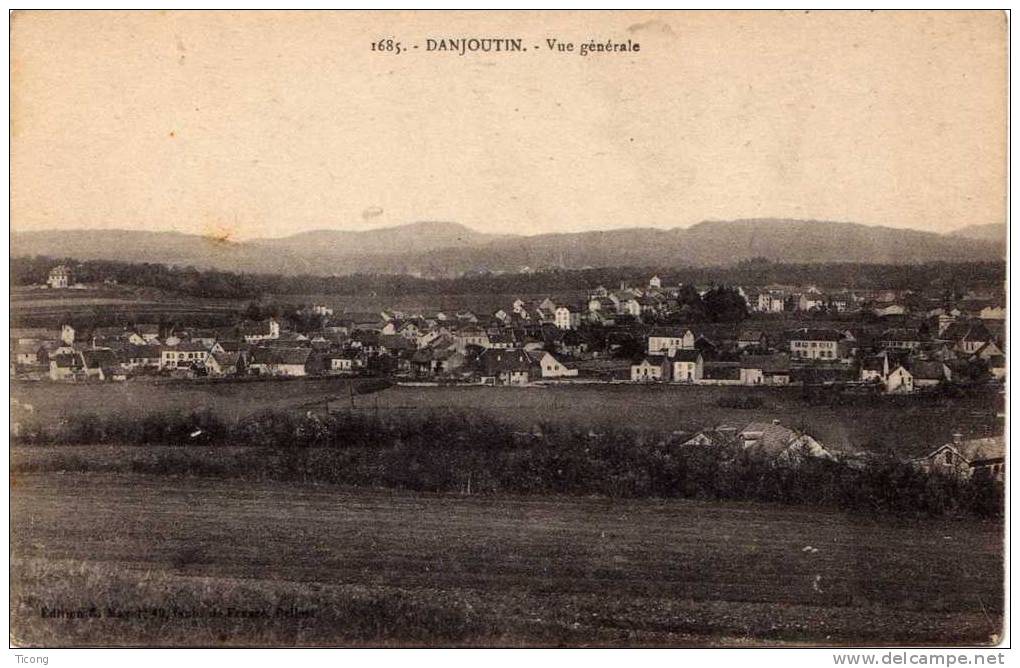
xmin=15 ymin=409 xmax=1003 ymax=518
xmin=11 ymin=255 xmax=1005 ymax=301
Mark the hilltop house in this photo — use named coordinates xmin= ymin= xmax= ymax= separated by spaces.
xmin=47 ymin=265 xmax=71 ymax=289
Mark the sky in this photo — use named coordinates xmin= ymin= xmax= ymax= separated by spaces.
xmin=10 ymin=10 xmax=1007 ymax=240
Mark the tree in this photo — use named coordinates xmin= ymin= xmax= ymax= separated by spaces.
xmin=701 ymin=286 xmax=748 ymax=323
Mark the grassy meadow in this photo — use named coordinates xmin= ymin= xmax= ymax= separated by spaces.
xmin=12 ymin=379 xmax=1002 ymax=457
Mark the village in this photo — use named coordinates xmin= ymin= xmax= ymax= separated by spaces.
xmin=12 ymin=264 xmax=1006 ymax=391
xmin=9 ymin=263 xmax=1007 ymax=481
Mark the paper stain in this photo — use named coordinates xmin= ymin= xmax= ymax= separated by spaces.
xmin=362 ymin=206 xmax=384 ymax=220
xmin=627 ymin=19 xmax=675 ymax=36
xmin=202 ymin=225 xmax=237 ymax=247
xmin=175 ymin=33 xmax=186 ymax=65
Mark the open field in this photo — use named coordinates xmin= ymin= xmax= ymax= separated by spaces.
xmin=365 ymin=385 xmax=1001 ymax=455
xmin=10 ymin=472 xmax=1003 ymax=647
xmin=10 ymin=286 xmax=244 ymax=328
xmin=12 ymin=379 xmax=1002 ymax=456
xmin=11 ymin=376 xmax=363 ymax=422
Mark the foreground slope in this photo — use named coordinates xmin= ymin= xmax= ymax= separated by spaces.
xmin=10 ymin=473 xmax=1002 ymax=647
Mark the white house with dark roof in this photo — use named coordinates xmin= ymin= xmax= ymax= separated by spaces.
xmin=631 ymin=355 xmax=666 ymax=382
xmin=913 ymin=434 xmax=1005 ymax=481
xmin=160 ymin=342 xmax=210 ymax=370
xmin=788 ymin=328 xmax=843 ymax=361
xmin=647 ymin=327 xmax=695 ymax=355
xmin=47 ymin=265 xmax=71 ymax=289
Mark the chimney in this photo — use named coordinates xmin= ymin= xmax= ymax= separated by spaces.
xmin=952 ymin=433 xmax=962 ymax=445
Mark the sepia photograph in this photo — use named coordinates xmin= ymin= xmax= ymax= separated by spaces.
xmin=7 ymin=9 xmax=1008 ymax=651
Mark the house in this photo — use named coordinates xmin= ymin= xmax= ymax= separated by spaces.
xmin=80 ymin=349 xmax=123 ymax=381
xmin=48 ymin=352 xmax=84 ymax=381
xmin=680 ymin=426 xmax=740 ymax=450
xmin=616 ymin=297 xmax=641 ymax=318
xmin=206 ymin=351 xmax=244 ymax=376
xmin=526 ymin=351 xmax=578 ymax=379
xmin=986 ymin=354 xmax=1006 ymax=381
xmin=248 ymin=347 xmax=311 ymax=377
xmin=979 ymin=305 xmax=1006 ymax=321
xmin=941 ymin=321 xmax=994 ymax=355
xmin=699 ymin=361 xmax=743 ymax=385
xmin=13 ymin=341 xmax=42 ymax=366
xmin=631 ymin=355 xmax=666 ymax=382
xmin=477 ymin=348 xmax=532 ymax=385
xmin=913 ymin=434 xmax=1005 ymax=481
xmin=210 ymin=340 xmax=250 ymax=355
xmin=736 ymin=330 xmax=768 ymax=350
xmin=885 ymin=365 xmax=914 ymax=394
xmin=239 ymin=318 xmax=281 ymax=343
xmin=160 ymin=342 xmax=210 ymax=370
xmin=323 ymin=353 xmax=357 ymax=375
xmin=47 ymin=265 xmax=71 ymax=289
xmin=737 ymin=421 xmax=834 ymax=463
xmin=788 ymin=328 xmax=842 ymax=361
xmin=755 ymin=291 xmax=785 ymax=313
xmin=739 ymin=354 xmax=790 ymax=386
xmin=909 ymin=360 xmax=951 ymax=387
xmin=129 ymin=324 xmax=162 ymax=344
xmin=10 ymin=327 xmax=60 ymax=345
xmin=452 ymin=327 xmax=491 ymax=352
xmin=860 ymin=353 xmax=890 ymax=384
xmin=797 ymin=292 xmax=824 ymax=312
xmin=378 ymin=334 xmax=416 ymax=356
xmin=873 ymin=303 xmax=907 ymax=318
xmin=121 ymin=344 xmax=162 ymax=369
xmin=879 ymin=328 xmax=923 ymax=351
xmin=668 ymin=349 xmax=703 ymax=383
xmin=647 ymin=327 xmax=695 ymax=355
xmin=588 ymin=296 xmax=616 ymax=313
xmin=554 ymin=305 xmax=582 ymax=330
xmin=487 ymin=332 xmax=516 ymax=350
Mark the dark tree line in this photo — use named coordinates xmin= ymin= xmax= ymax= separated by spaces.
xmin=11 ymin=254 xmax=1005 ymax=301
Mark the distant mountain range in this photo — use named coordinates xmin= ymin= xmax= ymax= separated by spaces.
xmin=949 ymin=223 xmax=1007 ymax=243
xmin=10 ymin=219 xmax=1005 ymax=277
